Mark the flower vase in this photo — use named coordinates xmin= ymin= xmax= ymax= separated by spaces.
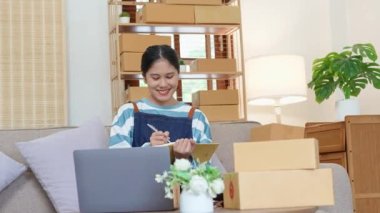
xmin=180 ymin=190 xmax=213 ymax=213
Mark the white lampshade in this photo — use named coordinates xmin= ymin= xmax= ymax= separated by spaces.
xmin=245 ymin=55 xmax=307 ymax=106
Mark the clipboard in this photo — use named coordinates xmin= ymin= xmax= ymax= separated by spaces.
xmin=158 ymin=143 xmax=219 ymax=163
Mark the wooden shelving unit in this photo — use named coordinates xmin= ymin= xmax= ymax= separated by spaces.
xmin=108 ymin=0 xmax=247 ymax=120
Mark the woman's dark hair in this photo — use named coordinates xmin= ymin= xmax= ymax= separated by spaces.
xmin=141 ymin=45 xmax=179 ymax=77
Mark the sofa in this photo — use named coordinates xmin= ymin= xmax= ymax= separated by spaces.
xmin=0 ymin=121 xmax=353 ymax=213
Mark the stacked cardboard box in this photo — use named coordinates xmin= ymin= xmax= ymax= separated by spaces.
xmin=251 ymin=123 xmax=305 ymax=142
xmin=224 ymin=138 xmax=334 ymax=210
xmin=139 ymin=1 xmax=240 ymax=24
xmin=190 ymin=59 xmax=237 ymax=73
xmin=192 ymin=90 xmax=239 ymax=122
xmin=125 ymin=87 xmax=150 ymax=102
xmin=119 ymin=34 xmax=171 ymax=72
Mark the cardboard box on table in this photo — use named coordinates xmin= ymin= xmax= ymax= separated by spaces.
xmin=224 ymin=139 xmax=335 ymax=210
xmin=190 ymin=59 xmax=237 ymax=72
xmin=142 ymin=3 xmax=194 ymax=24
xmin=192 ymin=90 xmax=238 ymax=107
xmin=119 ymin=34 xmax=172 ymax=53
xmin=194 ymin=6 xmax=241 ymax=24
xmin=223 ymin=169 xmax=334 ymax=210
xmin=251 ymin=123 xmax=305 ymax=142
xmin=233 ymin=138 xmax=319 ymax=172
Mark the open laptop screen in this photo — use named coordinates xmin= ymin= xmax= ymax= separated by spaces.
xmin=74 ymin=147 xmax=174 ymax=213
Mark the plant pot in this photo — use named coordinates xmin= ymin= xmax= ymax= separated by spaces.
xmin=180 ymin=190 xmax=213 ymax=213
xmin=180 ymin=65 xmax=189 ymax=72
xmin=119 ymin=16 xmax=130 ymax=24
xmin=335 ymin=98 xmax=360 ymax=121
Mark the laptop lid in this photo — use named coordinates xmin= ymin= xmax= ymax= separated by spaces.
xmin=73 ymin=147 xmax=173 ymax=213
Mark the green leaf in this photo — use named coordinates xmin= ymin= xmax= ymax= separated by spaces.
xmin=353 ymin=43 xmax=377 ymax=61
xmin=309 ymin=43 xmax=379 ymax=103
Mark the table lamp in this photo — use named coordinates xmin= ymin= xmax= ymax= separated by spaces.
xmin=245 ymin=55 xmax=307 ymax=123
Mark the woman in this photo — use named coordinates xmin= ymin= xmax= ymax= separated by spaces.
xmin=109 ymin=45 xmax=212 ymax=159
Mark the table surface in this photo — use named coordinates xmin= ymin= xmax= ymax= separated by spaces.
xmin=149 ymin=206 xmax=316 ymax=213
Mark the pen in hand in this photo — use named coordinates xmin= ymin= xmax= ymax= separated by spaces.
xmin=147 ymin=123 xmax=172 ymax=143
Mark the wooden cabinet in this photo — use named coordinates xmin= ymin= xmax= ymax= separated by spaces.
xmin=305 ymin=115 xmax=380 ymax=213
xmin=107 ymin=0 xmax=246 ymax=121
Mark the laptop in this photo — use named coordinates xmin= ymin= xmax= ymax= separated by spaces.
xmin=73 ymin=147 xmax=174 ymax=213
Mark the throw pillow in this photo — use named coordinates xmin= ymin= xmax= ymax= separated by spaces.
xmin=0 ymin=152 xmax=27 ymax=192
xmin=16 ymin=118 xmax=107 ymax=213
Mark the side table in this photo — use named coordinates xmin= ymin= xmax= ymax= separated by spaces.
xmin=305 ymin=115 xmax=380 ymax=213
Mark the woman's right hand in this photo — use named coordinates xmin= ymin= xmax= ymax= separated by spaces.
xmin=150 ymin=131 xmax=170 ymax=146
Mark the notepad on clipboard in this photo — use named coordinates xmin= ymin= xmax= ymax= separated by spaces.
xmin=157 ymin=143 xmax=219 ymax=163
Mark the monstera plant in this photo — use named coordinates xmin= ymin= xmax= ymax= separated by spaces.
xmin=308 ymin=43 xmax=380 ymax=103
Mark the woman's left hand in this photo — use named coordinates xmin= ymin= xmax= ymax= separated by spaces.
xmin=173 ymin=138 xmax=196 ymax=159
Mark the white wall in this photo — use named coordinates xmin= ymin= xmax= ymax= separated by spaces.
xmin=241 ymin=0 xmax=380 ymax=126
xmin=64 ymin=0 xmax=380 ymax=127
xmin=345 ymin=0 xmax=380 ymax=115
xmin=66 ymin=0 xmax=112 ymax=126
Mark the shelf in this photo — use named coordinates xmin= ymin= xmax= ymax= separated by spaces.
xmin=116 ymin=23 xmax=240 ymax=35
xmin=118 ymin=71 xmax=242 ymax=80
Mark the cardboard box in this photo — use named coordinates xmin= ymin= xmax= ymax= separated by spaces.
xmin=199 ymin=105 xmax=239 ymax=122
xmin=233 ymin=138 xmax=319 ymax=172
xmin=120 ymin=52 xmax=143 ymax=72
xmin=142 ymin=3 xmax=194 ymax=24
xmin=192 ymin=90 xmax=238 ymax=107
xmin=194 ymin=6 xmax=241 ymax=24
xmin=223 ymin=169 xmax=334 ymax=209
xmin=119 ymin=34 xmax=171 ymax=53
xmin=126 ymin=87 xmax=150 ymax=102
xmin=161 ymin=0 xmax=222 ymax=5
xmin=190 ymin=59 xmax=237 ymax=72
xmin=251 ymin=123 xmax=305 ymax=141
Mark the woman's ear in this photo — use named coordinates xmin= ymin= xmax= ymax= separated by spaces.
xmin=143 ymin=77 xmax=147 ymax=84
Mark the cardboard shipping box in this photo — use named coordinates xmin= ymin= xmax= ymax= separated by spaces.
xmin=120 ymin=52 xmax=143 ymax=72
xmin=119 ymin=34 xmax=171 ymax=53
xmin=161 ymin=0 xmax=222 ymax=5
xmin=142 ymin=3 xmax=194 ymax=23
xmin=199 ymin=105 xmax=239 ymax=122
xmin=192 ymin=90 xmax=238 ymax=107
xmin=126 ymin=87 xmax=150 ymax=102
xmin=190 ymin=59 xmax=237 ymax=72
xmin=233 ymin=139 xmax=319 ymax=172
xmin=223 ymin=169 xmax=334 ymax=210
xmin=194 ymin=6 xmax=241 ymax=24
xmin=251 ymin=123 xmax=305 ymax=141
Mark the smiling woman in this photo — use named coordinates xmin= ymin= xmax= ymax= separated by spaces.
xmin=109 ymin=45 xmax=213 ymax=160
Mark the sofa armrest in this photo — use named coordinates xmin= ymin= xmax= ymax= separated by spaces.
xmin=317 ymin=163 xmax=353 ymax=213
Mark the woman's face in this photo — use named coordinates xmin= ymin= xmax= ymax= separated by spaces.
xmin=144 ymin=58 xmax=179 ymax=106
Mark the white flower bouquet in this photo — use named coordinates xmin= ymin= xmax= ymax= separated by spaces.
xmin=155 ymin=159 xmax=225 ymax=199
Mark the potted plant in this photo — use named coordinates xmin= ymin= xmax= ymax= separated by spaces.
xmin=119 ymin=11 xmax=130 ymax=24
xmin=179 ymin=59 xmax=187 ymax=72
xmin=155 ymin=159 xmax=224 ymax=213
xmin=308 ymin=43 xmax=380 ymax=120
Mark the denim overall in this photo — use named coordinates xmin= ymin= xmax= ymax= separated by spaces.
xmin=131 ymin=102 xmax=196 ymax=147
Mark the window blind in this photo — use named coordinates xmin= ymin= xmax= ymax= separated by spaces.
xmin=0 ymin=0 xmax=67 ymax=128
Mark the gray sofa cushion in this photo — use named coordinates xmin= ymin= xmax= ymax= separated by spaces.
xmin=211 ymin=121 xmax=260 ymax=172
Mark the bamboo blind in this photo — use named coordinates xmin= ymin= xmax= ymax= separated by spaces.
xmin=0 ymin=0 xmax=67 ymax=129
